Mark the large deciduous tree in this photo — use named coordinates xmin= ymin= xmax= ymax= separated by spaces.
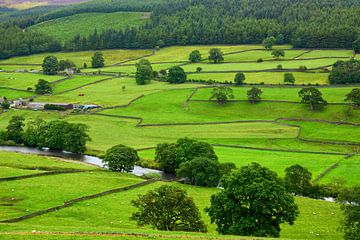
xmin=155 ymin=138 xmax=217 ymax=173
xmin=206 ymin=163 xmax=299 ymax=237
xmin=345 ymin=88 xmax=360 ymax=108
xmin=176 ymin=157 xmax=221 ymax=187
xmin=298 ymin=87 xmax=327 ymax=110
xmin=338 ymin=186 xmax=360 ymax=240
xmin=208 ymin=48 xmax=224 ymax=63
xmin=91 ymin=51 xmax=105 ymax=68
xmin=135 ymin=59 xmax=153 ymax=85
xmin=131 ymin=185 xmax=207 ymax=232
xmin=103 ymin=144 xmax=139 ymax=172
xmin=284 ymin=73 xmax=295 ymax=85
xmin=247 ymin=87 xmax=262 ymax=104
xmin=262 ymin=36 xmax=277 ymax=50
xmin=167 ymin=66 xmax=186 ymax=84
xmin=210 ymin=86 xmax=234 ymax=104
xmin=234 ymin=72 xmax=245 ymax=85
xmin=284 ymin=164 xmax=313 ymax=196
xmin=271 ymin=49 xmax=285 ymax=60
xmin=6 ymin=116 xmax=25 ymax=144
xmin=42 ymin=56 xmax=59 ymax=75
xmin=189 ymin=50 xmax=202 ymax=62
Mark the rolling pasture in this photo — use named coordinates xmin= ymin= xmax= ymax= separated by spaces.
xmin=0 ymin=152 xmax=343 ymax=240
xmin=0 ymin=44 xmax=359 ymax=240
xmin=28 ymin=12 xmax=150 ymax=43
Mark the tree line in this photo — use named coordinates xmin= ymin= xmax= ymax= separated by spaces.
xmin=2 ymin=0 xmax=360 ymax=58
xmin=0 ymin=116 xmax=90 ymax=154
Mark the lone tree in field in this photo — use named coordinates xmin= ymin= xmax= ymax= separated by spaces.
xmin=189 ymin=50 xmax=202 ymax=62
xmin=210 ymin=86 xmax=234 ymax=104
xmin=135 ymin=59 xmax=153 ymax=85
xmin=91 ymin=52 xmax=105 ymax=68
xmin=102 ymin=144 xmax=139 ymax=172
xmin=155 ymin=138 xmax=217 ymax=173
xmin=299 ymin=87 xmax=327 ymax=110
xmin=176 ymin=157 xmax=221 ymax=187
xmin=131 ymin=185 xmax=207 ymax=232
xmin=42 ymin=56 xmax=59 ymax=75
xmin=247 ymin=87 xmax=262 ymax=104
xmin=206 ymin=163 xmax=299 ymax=237
xmin=35 ymin=79 xmax=52 ymax=95
xmin=345 ymin=88 xmax=360 ymax=108
xmin=284 ymin=73 xmax=295 ymax=85
xmin=271 ymin=49 xmax=285 ymax=60
xmin=6 ymin=116 xmax=25 ymax=144
xmin=167 ymin=66 xmax=187 ymax=84
xmin=234 ymin=72 xmax=245 ymax=85
xmin=284 ymin=164 xmax=313 ymax=196
xmin=262 ymin=36 xmax=277 ymax=50
xmin=208 ymin=48 xmax=224 ymax=63
xmin=338 ymin=186 xmax=360 ymax=240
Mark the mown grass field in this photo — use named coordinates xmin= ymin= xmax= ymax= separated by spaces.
xmin=28 ymin=12 xmax=150 ymax=43
xmin=0 ymin=44 xmax=358 ymax=240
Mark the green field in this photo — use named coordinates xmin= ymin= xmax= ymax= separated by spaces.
xmin=0 ymin=72 xmax=63 ymax=90
xmin=0 ymin=153 xmax=344 ymax=240
xmin=0 ymin=44 xmax=358 ymax=240
xmin=28 ymin=12 xmax=150 ymax=43
xmin=188 ymin=71 xmax=330 ymax=84
xmin=0 ymin=49 xmax=152 ymax=67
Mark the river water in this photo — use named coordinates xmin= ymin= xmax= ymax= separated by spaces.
xmin=0 ymin=145 xmax=163 ymax=177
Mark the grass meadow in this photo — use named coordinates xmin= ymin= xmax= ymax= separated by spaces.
xmin=0 ymin=44 xmax=358 ymax=240
xmin=28 ymin=12 xmax=149 ymax=43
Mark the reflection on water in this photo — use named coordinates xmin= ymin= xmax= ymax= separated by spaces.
xmin=0 ymin=146 xmax=163 ymax=177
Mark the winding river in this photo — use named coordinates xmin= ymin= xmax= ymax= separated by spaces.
xmin=0 ymin=145 xmax=164 ymax=177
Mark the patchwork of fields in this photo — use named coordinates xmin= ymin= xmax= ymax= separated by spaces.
xmin=0 ymin=44 xmax=359 ymax=240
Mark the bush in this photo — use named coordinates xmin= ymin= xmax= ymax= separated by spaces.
xmin=277 ymin=64 xmax=283 ymax=70
xmin=299 ymin=65 xmax=307 ymax=71
xmin=257 ymin=58 xmax=264 ymax=63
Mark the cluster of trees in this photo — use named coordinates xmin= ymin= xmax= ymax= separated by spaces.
xmin=58 ymin=0 xmax=360 ymax=52
xmin=1 ymin=116 xmax=90 ymax=154
xmin=41 ymin=52 xmax=104 ymax=75
xmin=42 ymin=56 xmax=76 ymax=75
xmin=131 ymin=162 xmax=300 ymax=237
xmin=210 ymin=86 xmax=263 ymax=105
xmin=2 ymin=1 xmax=360 ymax=57
xmin=0 ymin=26 xmax=61 ymax=59
xmin=155 ymin=138 xmax=236 ymax=187
xmin=329 ymin=59 xmax=360 ymax=84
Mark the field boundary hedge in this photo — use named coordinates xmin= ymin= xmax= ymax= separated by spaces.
xmin=0 ymin=170 xmax=87 ymax=182
xmin=0 ymin=179 xmax=156 ymax=223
